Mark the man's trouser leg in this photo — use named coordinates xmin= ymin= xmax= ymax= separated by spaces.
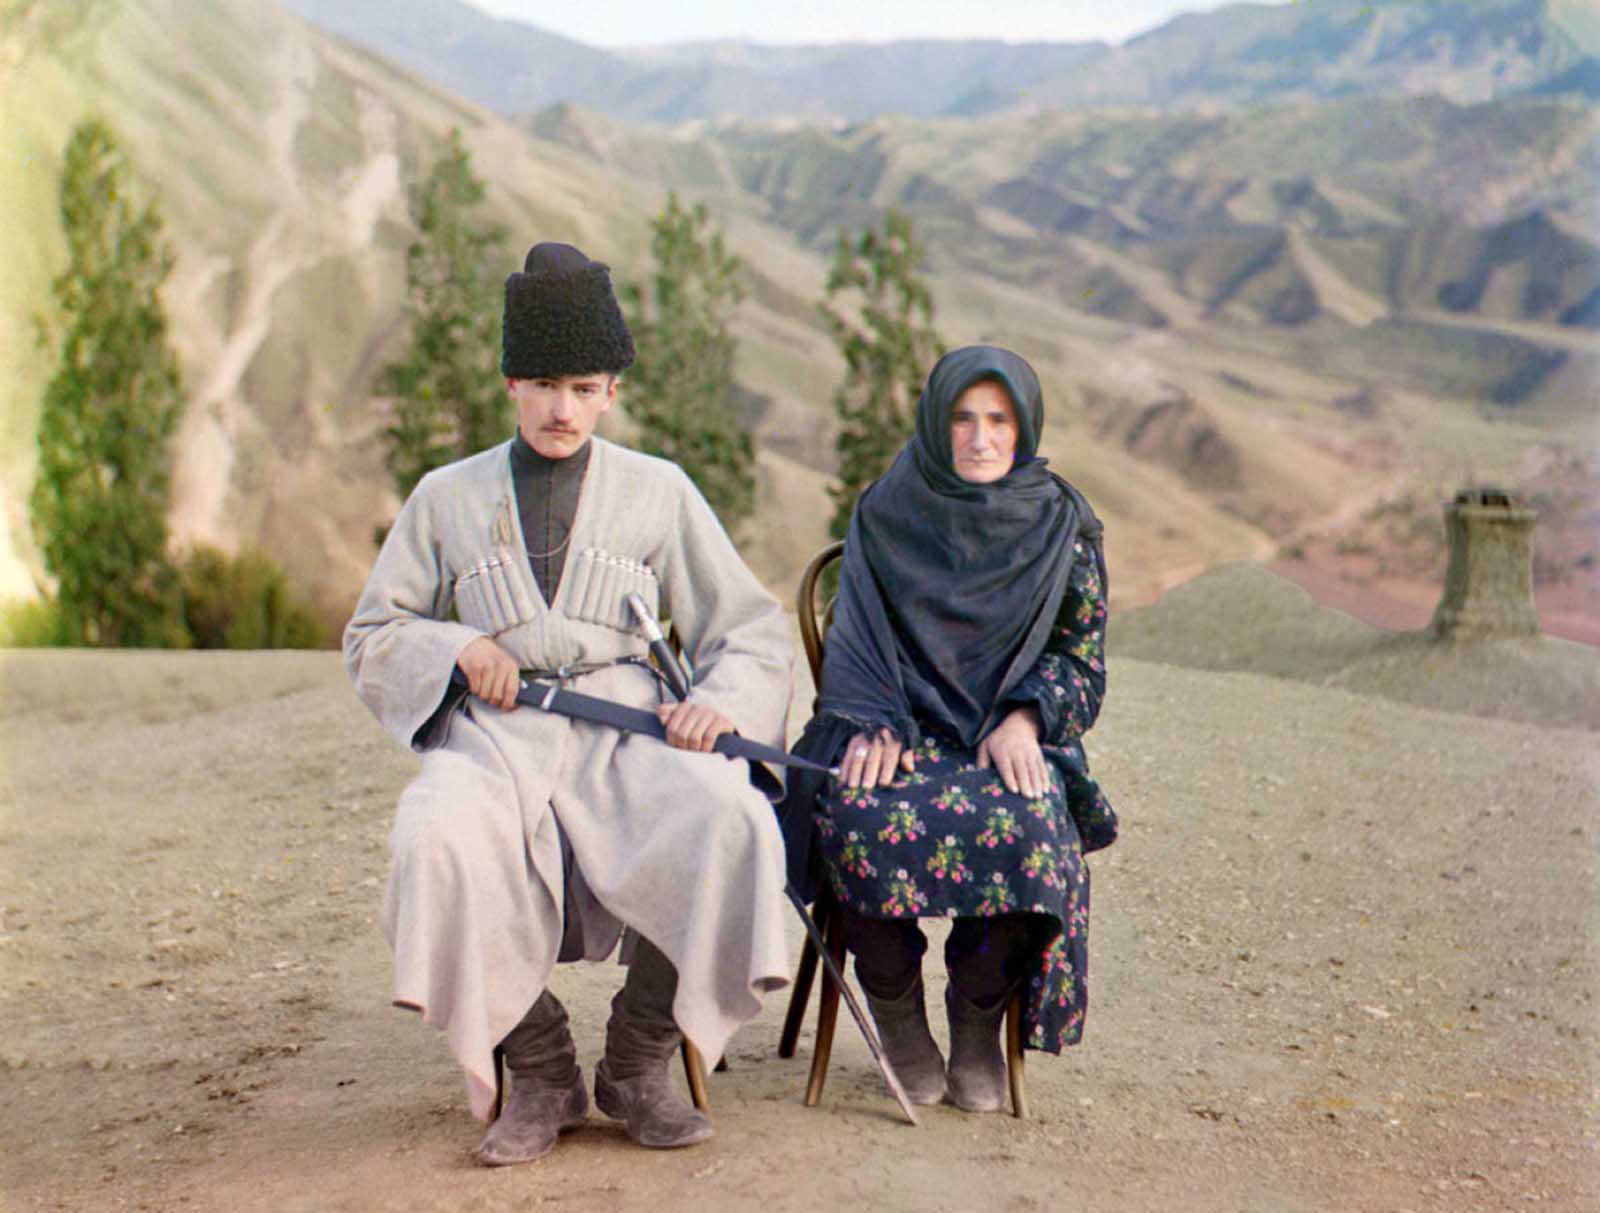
xmin=592 ymin=934 xmax=714 ymax=1148
xmin=477 ymin=991 xmax=590 ymax=1166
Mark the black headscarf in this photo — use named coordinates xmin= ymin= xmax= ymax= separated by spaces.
xmin=780 ymin=346 xmax=1094 ymax=896
xmin=819 ymin=344 xmax=1084 ymax=749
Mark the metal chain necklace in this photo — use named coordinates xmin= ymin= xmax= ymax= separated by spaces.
xmin=525 ymin=530 xmax=572 ymax=561
xmin=526 ymin=482 xmax=573 ymax=561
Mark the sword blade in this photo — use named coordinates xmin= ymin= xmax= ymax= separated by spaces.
xmin=608 ymin=601 xmax=911 ymax=1116
xmin=454 ymin=673 xmax=898 ymax=1114
xmin=784 ymin=887 xmax=920 ymax=1126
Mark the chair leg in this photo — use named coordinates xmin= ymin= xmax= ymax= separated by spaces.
xmin=802 ymin=903 xmax=846 ymax=1107
xmin=779 ymin=932 xmax=819 ymax=1059
xmin=490 ymin=1044 xmax=505 ymax=1123
xmin=682 ymin=1039 xmax=710 ymax=1112
xmin=1004 ymin=988 xmax=1028 ymax=1120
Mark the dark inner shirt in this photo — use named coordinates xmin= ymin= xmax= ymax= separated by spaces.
xmin=509 ymin=432 xmax=591 ymax=603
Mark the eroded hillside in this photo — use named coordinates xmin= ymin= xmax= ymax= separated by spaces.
xmin=2 ymin=0 xmax=1595 ymax=636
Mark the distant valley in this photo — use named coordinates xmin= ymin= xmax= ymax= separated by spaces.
xmin=1 ymin=0 xmax=1594 ymax=637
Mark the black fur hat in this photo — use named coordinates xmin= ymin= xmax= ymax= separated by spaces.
xmin=501 ymin=242 xmax=635 ymax=378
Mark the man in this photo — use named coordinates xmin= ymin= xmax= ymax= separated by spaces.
xmin=344 ymin=241 xmax=793 ymax=1166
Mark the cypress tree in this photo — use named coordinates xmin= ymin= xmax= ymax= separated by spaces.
xmin=622 ymin=193 xmax=755 ymax=532
xmin=820 ymin=209 xmax=944 ymax=539
xmin=30 ymin=118 xmax=187 ymax=646
xmin=380 ymin=128 xmax=510 ymax=503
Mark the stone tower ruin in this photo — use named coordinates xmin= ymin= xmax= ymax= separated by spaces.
xmin=1428 ymin=487 xmax=1542 ymax=641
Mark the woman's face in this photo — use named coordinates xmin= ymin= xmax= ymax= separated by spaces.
xmin=949 ymin=379 xmax=1019 ymax=484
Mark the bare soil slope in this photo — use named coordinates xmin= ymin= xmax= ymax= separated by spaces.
xmin=1114 ymin=562 xmax=1600 ymax=730
xmin=3 ymin=619 xmax=1595 ymax=1210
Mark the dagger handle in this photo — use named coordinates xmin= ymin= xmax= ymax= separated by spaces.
xmin=649 ymin=638 xmax=691 ymax=702
xmin=626 ymin=592 xmax=692 ymax=702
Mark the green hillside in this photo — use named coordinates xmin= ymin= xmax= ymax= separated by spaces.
xmin=0 ymin=0 xmax=694 ymax=616
xmin=2 ymin=0 xmax=1594 ymax=633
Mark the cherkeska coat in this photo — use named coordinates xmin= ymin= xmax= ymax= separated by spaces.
xmin=344 ymin=436 xmax=794 ymax=1120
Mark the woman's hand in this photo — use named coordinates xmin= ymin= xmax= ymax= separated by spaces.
xmin=456 ymin=635 xmax=521 ymax=710
xmin=655 ymin=702 xmax=735 ymax=753
xmin=841 ymin=727 xmax=915 ymax=788
xmin=977 ymin=706 xmax=1048 ymax=799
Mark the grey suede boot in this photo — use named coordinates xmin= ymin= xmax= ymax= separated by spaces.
xmin=945 ymin=983 xmax=1008 ymax=1113
xmin=862 ymin=976 xmax=947 ymax=1106
xmin=478 ymin=992 xmax=589 ymax=1167
xmin=592 ymin=941 xmax=713 ymax=1149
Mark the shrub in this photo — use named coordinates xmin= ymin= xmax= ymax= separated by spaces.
xmin=177 ymin=546 xmax=324 ymax=650
xmin=0 ymin=597 xmax=70 ymax=647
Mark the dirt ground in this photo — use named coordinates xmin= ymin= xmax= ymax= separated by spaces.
xmin=2 ymin=603 xmax=1596 ymax=1211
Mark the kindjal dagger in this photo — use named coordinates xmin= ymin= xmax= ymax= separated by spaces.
xmin=622 ymin=591 xmax=920 ymax=1126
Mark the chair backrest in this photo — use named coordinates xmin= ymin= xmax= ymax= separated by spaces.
xmin=796 ymin=540 xmax=845 ymax=703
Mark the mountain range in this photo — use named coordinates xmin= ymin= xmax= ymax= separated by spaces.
xmin=280 ymin=0 xmax=1600 ymax=123
xmin=0 ymin=0 xmax=1594 ymax=633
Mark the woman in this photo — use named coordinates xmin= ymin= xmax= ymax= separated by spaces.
xmin=783 ymin=344 xmax=1116 ymax=1113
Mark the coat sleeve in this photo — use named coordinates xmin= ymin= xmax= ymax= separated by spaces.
xmin=1001 ymin=535 xmax=1109 ymax=747
xmin=650 ymin=467 xmax=794 ymax=750
xmin=342 ymin=475 xmax=486 ymax=750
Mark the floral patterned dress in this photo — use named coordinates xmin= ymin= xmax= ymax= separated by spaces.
xmin=814 ymin=536 xmax=1114 ymax=1052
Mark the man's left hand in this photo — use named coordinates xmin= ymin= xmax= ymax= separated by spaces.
xmin=656 ymin=701 xmax=735 ymax=753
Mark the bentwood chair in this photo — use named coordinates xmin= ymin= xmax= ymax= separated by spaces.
xmin=776 ymin=541 xmax=1030 ymax=1118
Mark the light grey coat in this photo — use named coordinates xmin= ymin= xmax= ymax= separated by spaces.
xmin=344 ymin=437 xmax=794 ymax=1120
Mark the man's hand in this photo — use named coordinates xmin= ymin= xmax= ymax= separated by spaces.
xmin=840 ymin=727 xmax=915 ymax=789
xmin=655 ymin=701 xmax=735 ymax=753
xmin=976 ymin=706 xmax=1048 ymax=799
xmin=456 ymin=636 xmax=521 ymax=711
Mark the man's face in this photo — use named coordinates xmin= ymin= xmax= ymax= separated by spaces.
xmin=509 ymin=373 xmax=617 ymax=459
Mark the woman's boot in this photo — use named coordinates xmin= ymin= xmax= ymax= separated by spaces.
xmin=945 ymin=984 xmax=1008 ymax=1113
xmin=478 ymin=992 xmax=590 ymax=1166
xmin=862 ymin=976 xmax=947 ymax=1106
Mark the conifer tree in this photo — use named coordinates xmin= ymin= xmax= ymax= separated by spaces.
xmin=30 ymin=118 xmax=187 ymax=646
xmin=820 ymin=209 xmax=944 ymax=538
xmin=380 ymin=129 xmax=510 ymax=502
xmin=622 ymin=193 xmax=755 ymax=531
